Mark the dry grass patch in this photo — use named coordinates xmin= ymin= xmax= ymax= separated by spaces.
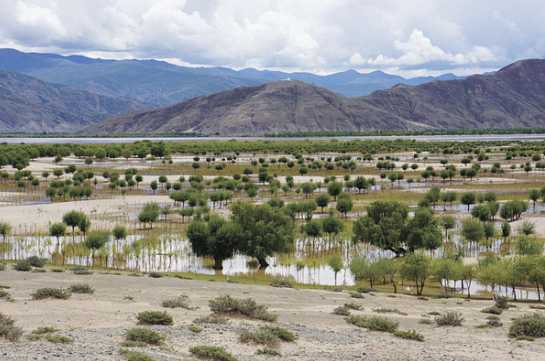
xmin=209 ymin=295 xmax=277 ymax=322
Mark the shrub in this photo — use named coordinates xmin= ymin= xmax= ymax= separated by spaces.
xmin=161 ymin=295 xmax=195 ymax=310
xmin=333 ymin=306 xmax=350 ymax=316
xmin=435 ymin=312 xmax=464 ymax=327
xmin=31 ymin=326 xmax=58 ymax=335
xmin=418 ymin=318 xmax=433 ymax=325
xmin=344 ymin=302 xmax=363 ymax=311
xmin=193 ymin=314 xmax=228 ymax=324
xmin=0 ymin=263 xmax=5 ymax=271
xmin=346 ymin=315 xmax=398 ymax=333
xmin=495 ymin=296 xmax=509 ymax=309
xmin=50 ymin=268 xmax=64 ymax=272
xmin=509 ymin=313 xmax=545 ymax=338
xmin=393 ymin=329 xmax=424 ymax=342
xmin=136 ymin=311 xmax=173 ymax=325
xmin=0 ymin=313 xmax=23 ymax=341
xmin=45 ymin=334 xmax=73 ymax=344
xmin=72 ymin=266 xmax=93 ymax=275
xmin=240 ymin=326 xmax=296 ymax=346
xmin=209 ymin=295 xmax=277 ymax=322
xmin=481 ymin=305 xmax=503 ymax=315
xmin=26 ymin=256 xmax=47 ymax=268
xmin=269 ymin=278 xmax=293 ymax=288
xmin=256 ymin=348 xmax=281 ymax=356
xmin=13 ymin=259 xmax=32 ymax=272
xmin=69 ymin=283 xmax=95 ymax=294
xmin=189 ymin=345 xmax=238 ymax=361
xmin=125 ymin=327 xmax=163 ymax=345
xmin=349 ymin=292 xmax=364 ymax=299
xmin=189 ymin=324 xmax=203 ymax=333
xmin=148 ymin=272 xmax=163 ymax=278
xmin=120 ymin=349 xmax=154 ymax=361
xmin=373 ymin=308 xmax=407 ymax=316
xmin=32 ymin=288 xmax=71 ymax=300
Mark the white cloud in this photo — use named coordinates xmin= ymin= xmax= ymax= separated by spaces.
xmin=0 ymin=0 xmax=543 ymax=75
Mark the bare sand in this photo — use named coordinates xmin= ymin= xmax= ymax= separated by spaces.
xmin=1 ymin=270 xmax=544 ymax=361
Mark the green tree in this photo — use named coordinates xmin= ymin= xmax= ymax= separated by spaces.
xmin=336 ymin=193 xmax=353 ymax=217
xmin=460 ymin=192 xmax=476 ymax=212
xmin=328 ymin=254 xmax=343 ymax=286
xmin=400 ymin=253 xmax=431 ymax=296
xmin=85 ymin=230 xmax=110 ymax=266
xmin=529 ymin=189 xmax=540 ymax=212
xmin=327 ymin=182 xmax=343 ymax=200
xmin=62 ymin=210 xmax=86 ymax=243
xmin=138 ymin=203 xmax=160 ymax=229
xmin=315 ymin=194 xmax=330 ymax=213
xmin=231 ymin=202 xmax=295 ymax=268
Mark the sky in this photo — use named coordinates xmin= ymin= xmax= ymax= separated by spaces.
xmin=1 ymin=0 xmax=544 ymax=77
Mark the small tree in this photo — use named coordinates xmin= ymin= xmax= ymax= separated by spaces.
xmin=85 ymin=230 xmax=110 ymax=266
xmin=460 ymin=192 xmax=476 ymax=212
xmin=112 ymin=225 xmax=128 ymax=247
xmin=315 ymin=194 xmax=330 ymax=213
xmin=336 ymin=193 xmax=353 ymax=218
xmin=328 ymin=254 xmax=343 ymax=286
xmin=529 ymin=189 xmax=540 ymax=212
xmin=138 ymin=203 xmax=160 ymax=229
xmin=400 ymin=253 xmax=431 ymax=296
xmin=62 ymin=210 xmax=85 ymax=243
xmin=327 ymin=182 xmax=343 ymax=200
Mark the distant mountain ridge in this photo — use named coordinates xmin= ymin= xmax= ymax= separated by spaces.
xmin=0 ymin=48 xmax=461 ymax=106
xmin=0 ymin=71 xmax=144 ymax=133
xmin=93 ymin=59 xmax=545 ymax=135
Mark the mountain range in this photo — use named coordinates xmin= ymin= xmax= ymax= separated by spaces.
xmin=0 ymin=48 xmax=459 ymax=106
xmin=94 ymin=59 xmax=545 ymax=135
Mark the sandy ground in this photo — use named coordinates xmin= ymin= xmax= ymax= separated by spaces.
xmin=0 ymin=195 xmax=173 ymax=231
xmin=0 ymin=270 xmax=544 ymax=361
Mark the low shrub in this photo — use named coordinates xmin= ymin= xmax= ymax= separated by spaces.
xmin=148 ymin=272 xmax=163 ymax=278
xmin=120 ymin=349 xmax=154 ymax=361
xmin=189 ymin=324 xmax=203 ymax=333
xmin=26 ymin=256 xmax=47 ymax=268
xmin=32 ymin=288 xmax=71 ymax=300
xmin=356 ymin=287 xmax=375 ymax=294
xmin=125 ymin=327 xmax=164 ymax=345
xmin=418 ymin=318 xmax=433 ymax=325
xmin=72 ymin=266 xmax=93 ymax=275
xmin=435 ymin=312 xmax=464 ymax=327
xmin=495 ymin=296 xmax=509 ymax=310
xmin=333 ymin=306 xmax=350 ymax=316
xmin=373 ymin=308 xmax=407 ymax=316
xmin=209 ymin=295 xmax=277 ymax=322
xmin=136 ymin=311 xmax=173 ymax=326
xmin=50 ymin=268 xmax=64 ymax=272
xmin=349 ymin=292 xmax=364 ymax=299
xmin=256 ymin=348 xmax=281 ymax=356
xmin=240 ymin=326 xmax=296 ymax=346
xmin=0 ymin=313 xmax=23 ymax=341
xmin=45 ymin=334 xmax=73 ymax=344
xmin=481 ymin=305 xmax=503 ymax=315
xmin=269 ymin=278 xmax=293 ymax=288
xmin=189 ymin=345 xmax=238 ymax=361
xmin=193 ymin=314 xmax=228 ymax=324
xmin=69 ymin=283 xmax=94 ymax=294
xmin=344 ymin=302 xmax=363 ymax=311
xmin=13 ymin=260 xmax=32 ymax=272
xmin=508 ymin=313 xmax=545 ymax=338
xmin=0 ymin=263 xmax=5 ymax=271
xmin=393 ymin=329 xmax=425 ymax=342
xmin=161 ymin=295 xmax=195 ymax=310
xmin=346 ymin=315 xmax=399 ymax=333
xmin=31 ymin=326 xmax=58 ymax=335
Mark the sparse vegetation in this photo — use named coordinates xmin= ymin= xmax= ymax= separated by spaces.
xmin=69 ymin=283 xmax=95 ymax=294
xmin=209 ymin=295 xmax=277 ymax=322
xmin=125 ymin=327 xmax=164 ymax=346
xmin=0 ymin=313 xmax=23 ymax=342
xmin=509 ymin=313 xmax=545 ymax=338
xmin=393 ymin=329 xmax=425 ymax=342
xmin=189 ymin=345 xmax=238 ymax=361
xmin=240 ymin=326 xmax=296 ymax=346
xmin=32 ymin=288 xmax=71 ymax=300
xmin=435 ymin=312 xmax=464 ymax=327
xmin=136 ymin=311 xmax=173 ymax=325
xmin=161 ymin=295 xmax=195 ymax=309
xmin=346 ymin=315 xmax=399 ymax=333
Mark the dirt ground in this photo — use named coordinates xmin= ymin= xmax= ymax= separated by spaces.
xmin=1 ymin=270 xmax=544 ymax=361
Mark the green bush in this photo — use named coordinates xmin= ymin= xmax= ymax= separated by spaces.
xmin=481 ymin=305 xmax=503 ymax=315
xmin=333 ymin=306 xmax=350 ymax=316
xmin=435 ymin=312 xmax=464 ymax=327
xmin=189 ymin=324 xmax=203 ymax=333
xmin=26 ymin=256 xmax=47 ymax=268
xmin=0 ymin=313 xmax=23 ymax=341
xmin=509 ymin=313 xmax=545 ymax=338
xmin=344 ymin=302 xmax=363 ymax=311
xmin=69 ymin=283 xmax=95 ymax=294
xmin=161 ymin=295 xmax=195 ymax=310
xmin=136 ymin=311 xmax=173 ymax=325
xmin=45 ymin=334 xmax=73 ymax=344
xmin=209 ymin=295 xmax=277 ymax=322
xmin=240 ymin=326 xmax=296 ymax=346
xmin=120 ymin=349 xmax=154 ymax=361
xmin=13 ymin=259 xmax=32 ymax=272
xmin=495 ymin=296 xmax=510 ymax=309
xmin=346 ymin=315 xmax=399 ymax=333
xmin=32 ymin=288 xmax=71 ymax=300
xmin=189 ymin=345 xmax=238 ymax=361
xmin=393 ymin=329 xmax=425 ymax=342
xmin=125 ymin=327 xmax=164 ymax=345
xmin=148 ymin=272 xmax=163 ymax=278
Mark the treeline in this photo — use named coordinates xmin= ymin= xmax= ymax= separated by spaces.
xmin=264 ymin=128 xmax=545 ymax=137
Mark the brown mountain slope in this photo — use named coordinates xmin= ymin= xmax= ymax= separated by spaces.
xmin=0 ymin=71 xmax=145 ymax=133
xmin=94 ymin=59 xmax=545 ymax=135
xmin=92 ymin=81 xmax=411 ymax=135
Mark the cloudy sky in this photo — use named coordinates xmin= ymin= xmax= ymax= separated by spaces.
xmin=1 ymin=0 xmax=544 ymax=76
